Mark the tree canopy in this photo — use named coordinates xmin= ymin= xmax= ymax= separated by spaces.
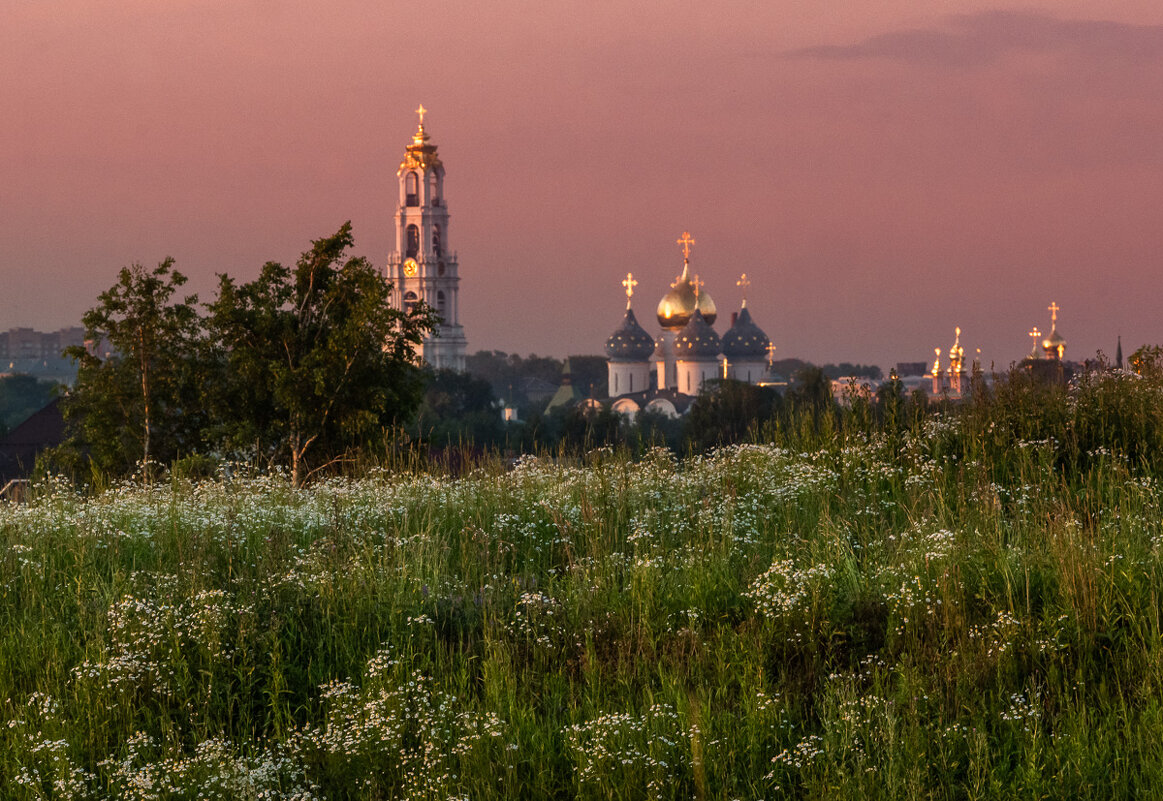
xmin=61 ymin=224 xmax=433 ymax=485
xmin=206 ymin=223 xmax=435 ymax=485
xmin=63 ymin=259 xmax=202 ymax=475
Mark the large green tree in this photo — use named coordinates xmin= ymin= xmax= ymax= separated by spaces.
xmin=207 ymin=223 xmax=434 ymax=485
xmin=63 ymin=259 xmax=202 ymax=475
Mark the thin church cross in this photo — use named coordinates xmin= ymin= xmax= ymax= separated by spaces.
xmin=676 ymin=231 xmax=696 ymax=260
xmin=737 ymin=273 xmax=751 ymax=307
xmin=415 ymin=104 xmax=427 ymax=125
xmin=622 ymin=272 xmax=638 ymax=308
xmin=1047 ymin=301 xmax=1060 ymax=324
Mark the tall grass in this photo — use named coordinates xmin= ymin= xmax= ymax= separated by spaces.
xmin=3 ymin=367 xmax=1163 ymax=798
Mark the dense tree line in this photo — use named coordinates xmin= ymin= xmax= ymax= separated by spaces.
xmin=56 ymin=224 xmax=434 ymax=485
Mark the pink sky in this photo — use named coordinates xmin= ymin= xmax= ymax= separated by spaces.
xmin=4 ymin=0 xmax=1162 ymax=369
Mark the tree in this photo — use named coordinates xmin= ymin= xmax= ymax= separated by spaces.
xmin=0 ymin=375 xmax=59 ymax=433
xmin=788 ymin=365 xmax=834 ymax=414
xmin=63 ymin=259 xmax=202 ymax=476
xmin=685 ymin=378 xmax=781 ymax=451
xmin=207 ymin=223 xmax=434 ymax=486
xmin=410 ymin=368 xmax=504 ymax=447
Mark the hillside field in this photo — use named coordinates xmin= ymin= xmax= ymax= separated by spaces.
xmin=4 ymin=371 xmax=1163 ymax=798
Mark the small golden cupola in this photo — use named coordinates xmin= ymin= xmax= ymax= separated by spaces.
xmin=656 ymin=231 xmax=716 ymax=329
xmin=398 ymin=104 xmax=443 ymax=174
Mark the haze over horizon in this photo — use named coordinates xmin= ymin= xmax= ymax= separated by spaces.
xmin=4 ymin=1 xmax=1162 ymax=370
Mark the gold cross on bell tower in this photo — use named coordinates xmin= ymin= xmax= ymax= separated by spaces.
xmin=622 ymin=272 xmax=638 ymax=308
xmin=415 ymin=104 xmax=427 ymax=125
xmin=1029 ymin=327 xmax=1042 ymax=353
xmin=676 ymin=231 xmax=696 ymax=261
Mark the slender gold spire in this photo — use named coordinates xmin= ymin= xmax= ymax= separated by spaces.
xmin=412 ymin=104 xmax=430 ymax=145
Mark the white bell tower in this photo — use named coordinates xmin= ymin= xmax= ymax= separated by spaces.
xmin=387 ymin=105 xmax=467 ymax=371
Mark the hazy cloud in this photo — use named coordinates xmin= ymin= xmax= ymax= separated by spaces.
xmin=796 ymin=11 xmax=1163 ymax=68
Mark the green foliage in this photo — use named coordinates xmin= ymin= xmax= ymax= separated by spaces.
xmin=0 ymin=374 xmax=58 ymax=433
xmin=410 ymin=368 xmax=506 ymax=448
xmin=54 ymin=226 xmax=433 ymax=486
xmin=206 ymin=223 xmax=435 ymax=486
xmin=464 ymin=351 xmax=606 ymax=419
xmin=7 ymin=384 xmax=1163 ymax=797
xmin=788 ymin=365 xmax=835 ymax=416
xmin=61 ymin=258 xmax=202 ymax=476
xmin=685 ymin=378 xmax=781 ymax=451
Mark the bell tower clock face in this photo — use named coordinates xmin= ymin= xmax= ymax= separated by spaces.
xmin=403 ymin=258 xmax=419 ymax=277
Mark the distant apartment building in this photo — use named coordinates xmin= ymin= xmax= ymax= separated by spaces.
xmin=0 ymin=326 xmax=87 ymax=382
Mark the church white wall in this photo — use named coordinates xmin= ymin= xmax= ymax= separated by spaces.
xmin=728 ymin=360 xmax=767 ymax=384
xmin=608 ymin=362 xmax=652 ymax=398
xmin=676 ymin=360 xmax=719 ymax=396
xmin=654 ymin=330 xmax=678 ymax=390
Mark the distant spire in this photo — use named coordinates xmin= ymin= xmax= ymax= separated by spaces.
xmin=1116 ymin=335 xmax=1124 ymax=369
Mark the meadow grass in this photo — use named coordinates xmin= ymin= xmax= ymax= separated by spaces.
xmin=4 ymin=371 xmax=1163 ymax=798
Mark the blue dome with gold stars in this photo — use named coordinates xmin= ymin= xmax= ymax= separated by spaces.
xmin=605 ymin=308 xmax=655 ymax=362
xmin=674 ymin=308 xmax=721 ymax=359
xmin=721 ymin=306 xmax=770 ymax=359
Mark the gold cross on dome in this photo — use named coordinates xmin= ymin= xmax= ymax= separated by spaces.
xmin=737 ymin=273 xmax=751 ymax=307
xmin=691 ymin=274 xmax=704 ymax=301
xmin=676 ymin=231 xmax=696 ymax=260
xmin=1029 ymin=327 xmax=1041 ymax=347
xmin=622 ymin=272 xmax=638 ymax=307
xmin=415 ymin=104 xmax=427 ymax=125
xmin=1048 ymin=301 xmax=1060 ymax=324
xmin=766 ymin=341 xmax=777 ymax=364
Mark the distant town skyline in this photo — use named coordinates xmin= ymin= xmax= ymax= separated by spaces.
xmin=4 ymin=1 xmax=1161 ymax=368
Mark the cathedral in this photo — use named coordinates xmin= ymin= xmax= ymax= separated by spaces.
xmin=386 ymin=106 xmax=467 ymax=372
xmin=604 ymin=232 xmax=774 ymax=417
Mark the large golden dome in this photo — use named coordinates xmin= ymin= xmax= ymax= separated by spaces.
xmin=657 ymin=263 xmax=716 ymax=328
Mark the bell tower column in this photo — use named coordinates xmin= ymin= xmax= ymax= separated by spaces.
xmin=386 ymin=105 xmax=467 ymax=371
